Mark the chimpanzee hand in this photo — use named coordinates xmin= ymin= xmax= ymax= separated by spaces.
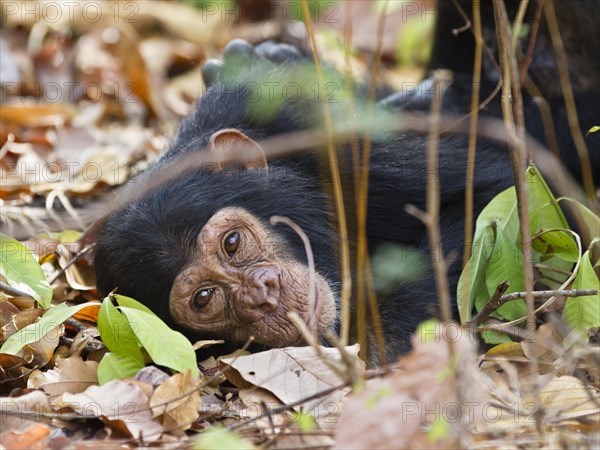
xmin=202 ymin=39 xmax=305 ymax=88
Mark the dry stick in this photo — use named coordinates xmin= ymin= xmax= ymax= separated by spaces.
xmin=405 ymin=70 xmax=454 ymax=325
xmin=404 ymin=70 xmax=468 ymax=441
xmin=493 ymin=0 xmax=541 ymax=433
xmin=341 ymin=2 xmax=387 ymax=366
xmin=341 ymin=0 xmax=366 ymax=362
xmin=272 ymin=217 xmax=361 ymax=385
xmin=463 ymin=0 xmax=484 ymax=269
xmin=519 ymin=0 xmax=545 ymax=84
xmin=500 ymin=288 xmax=598 ymax=303
xmin=48 ymin=243 xmax=94 ymax=285
xmin=511 ymin=0 xmax=530 ymax=51
xmin=0 ymin=281 xmax=33 ymax=298
xmin=544 ymin=0 xmax=597 ymax=204
xmin=470 ymin=281 xmax=511 ymax=327
xmin=271 ymin=216 xmax=317 ymax=334
xmin=356 ymin=0 xmax=390 ymax=365
xmin=342 ymin=0 xmax=362 ymax=188
xmin=300 ymin=0 xmax=352 ymax=347
xmin=475 ymin=289 xmax=598 ymax=333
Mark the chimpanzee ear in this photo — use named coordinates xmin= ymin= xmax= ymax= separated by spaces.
xmin=208 ymin=129 xmax=268 ymax=172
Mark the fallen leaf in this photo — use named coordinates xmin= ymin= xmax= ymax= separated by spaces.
xmin=333 ymin=325 xmax=487 ymax=449
xmin=0 ymin=424 xmax=50 ymax=449
xmin=221 ymin=345 xmax=363 ymax=421
xmin=26 ymin=324 xmax=63 ymax=367
xmin=149 ymin=369 xmax=200 ymax=433
xmin=63 ymin=380 xmax=163 ymax=441
xmin=27 ymin=355 xmax=98 ymax=396
xmin=0 ymin=390 xmax=50 ymax=433
xmin=533 ymin=375 xmax=600 ymax=422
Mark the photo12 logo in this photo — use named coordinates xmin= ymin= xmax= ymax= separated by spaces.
xmin=1 ymin=1 xmax=140 ymax=25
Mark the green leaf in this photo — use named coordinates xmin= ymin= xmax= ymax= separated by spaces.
xmin=415 ymin=320 xmax=440 ymax=344
xmin=525 ymin=165 xmax=568 ymax=232
xmin=587 ymin=125 xmax=600 ymax=135
xmin=193 ymin=425 xmax=255 ymax=450
xmin=476 ymin=187 xmax=519 ymax=242
xmin=482 ymin=230 xmax=526 ymax=321
xmin=293 ymin=411 xmax=316 ymax=433
xmin=0 ymin=302 xmax=97 ymax=354
xmin=482 ymin=329 xmax=513 ymax=345
xmin=428 ymin=417 xmax=450 ymax=442
xmin=458 ymin=224 xmax=496 ymax=323
xmin=97 ymin=352 xmax=145 ymax=384
xmin=371 ymin=243 xmax=426 ymax=293
xmin=113 ymin=294 xmax=155 ymax=314
xmin=562 ymin=250 xmax=600 ymax=333
xmin=532 ymin=230 xmax=579 ymax=263
xmin=459 ymin=186 xmax=519 ymax=323
xmin=97 ymin=298 xmax=144 ymax=365
xmin=558 ymin=198 xmax=600 ymax=240
xmin=118 ymin=307 xmax=199 ymax=377
xmin=0 ymin=233 xmax=52 ymax=308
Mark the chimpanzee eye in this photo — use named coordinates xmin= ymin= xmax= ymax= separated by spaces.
xmin=191 ymin=288 xmax=213 ymax=310
xmin=223 ymin=231 xmax=240 ymax=256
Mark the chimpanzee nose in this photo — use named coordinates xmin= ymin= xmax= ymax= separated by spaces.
xmin=234 ymin=267 xmax=281 ymax=322
xmin=253 ymin=268 xmax=280 ymax=312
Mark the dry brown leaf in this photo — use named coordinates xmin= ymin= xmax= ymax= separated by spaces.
xmin=221 ymin=345 xmax=363 ymax=422
xmin=149 ymin=369 xmax=200 ymax=433
xmin=521 ymin=323 xmax=565 ymax=362
xmin=3 ymin=308 xmax=44 ymax=340
xmin=163 ymin=66 xmax=205 ymax=116
xmin=72 ymin=304 xmax=100 ymax=323
xmin=0 ymin=353 xmax=31 ymax=390
xmin=334 ymin=327 xmax=487 ymax=449
xmin=0 ymin=103 xmax=76 ymax=126
xmin=238 ymin=387 xmax=284 ymax=422
xmin=56 ymin=243 xmax=95 ymax=291
xmin=0 ymin=423 xmax=50 ymax=449
xmin=533 ymin=375 xmax=600 ymax=422
xmin=27 ymin=355 xmax=98 ymax=396
xmin=25 ymin=324 xmax=64 ymax=367
xmin=0 ymin=390 xmax=50 ymax=433
xmin=192 ymin=339 xmax=225 ymax=350
xmin=63 ymin=379 xmax=164 ymax=441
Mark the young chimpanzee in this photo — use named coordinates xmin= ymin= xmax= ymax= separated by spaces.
xmin=94 ymin=2 xmax=599 ymax=366
xmin=94 ymin=40 xmax=510 ymax=365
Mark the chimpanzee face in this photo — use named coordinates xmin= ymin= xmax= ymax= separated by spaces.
xmin=168 ymin=206 xmax=337 ymax=347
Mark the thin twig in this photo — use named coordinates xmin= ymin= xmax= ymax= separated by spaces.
xmin=470 ymin=281 xmax=510 ymax=326
xmin=463 ymin=0 xmax=484 ymax=267
xmin=49 ymin=244 xmax=95 ymax=285
xmin=270 ymin=216 xmax=317 ymax=333
xmin=0 ymin=281 xmax=33 ymax=298
xmin=499 ymin=288 xmax=598 ymax=303
xmin=405 ymin=70 xmax=454 ymax=324
xmin=493 ymin=0 xmax=541 ymax=432
xmin=475 ymin=288 xmax=598 ymax=335
xmin=544 ymin=0 xmax=597 ymax=203
xmin=300 ymin=0 xmax=352 ymax=347
xmin=356 ymin=0 xmax=389 ymax=365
